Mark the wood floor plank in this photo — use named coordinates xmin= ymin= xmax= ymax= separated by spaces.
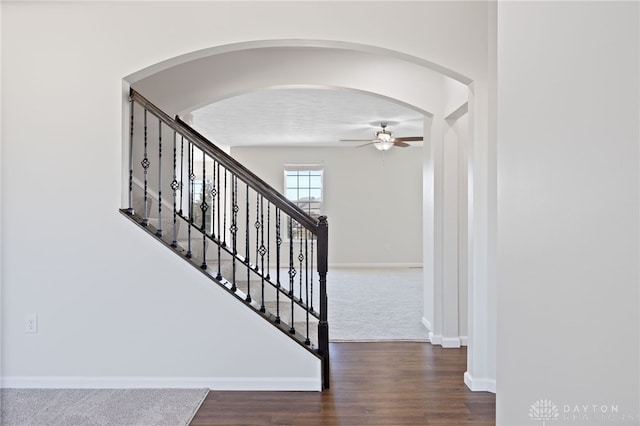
xmin=190 ymin=342 xmax=495 ymax=425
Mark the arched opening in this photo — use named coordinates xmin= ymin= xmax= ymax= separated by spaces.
xmin=124 ymin=39 xmax=482 ymax=389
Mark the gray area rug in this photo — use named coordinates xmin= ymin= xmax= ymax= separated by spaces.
xmin=0 ymin=388 xmax=208 ymax=426
xmin=328 ymin=267 xmax=429 ymax=341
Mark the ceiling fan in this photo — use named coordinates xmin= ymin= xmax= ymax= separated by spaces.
xmin=340 ymin=122 xmax=423 ymax=151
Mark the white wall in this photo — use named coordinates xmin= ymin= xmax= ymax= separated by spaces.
xmin=0 ymin=1 xmax=3 ymax=381
xmin=231 ymin=146 xmax=423 ymax=266
xmin=0 ymin=1 xmax=492 ymax=390
xmin=497 ymin=2 xmax=639 ymax=424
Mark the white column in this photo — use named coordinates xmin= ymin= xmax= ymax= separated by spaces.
xmin=462 ymin=0 xmax=497 ymax=393
xmin=464 ymin=78 xmax=497 ymax=393
xmin=425 ymin=107 xmax=470 ymax=349
xmin=422 ymin=115 xmax=436 ymax=335
xmin=441 ymin=117 xmax=461 ymax=348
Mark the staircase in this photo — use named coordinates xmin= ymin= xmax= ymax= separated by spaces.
xmin=120 ymin=89 xmax=330 ymax=389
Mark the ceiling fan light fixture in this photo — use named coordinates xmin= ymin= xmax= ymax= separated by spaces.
xmin=373 ymin=140 xmax=394 ymax=151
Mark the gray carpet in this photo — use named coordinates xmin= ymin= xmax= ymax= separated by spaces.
xmin=0 ymin=388 xmax=209 ymax=426
xmin=328 ymin=267 xmax=429 ymax=342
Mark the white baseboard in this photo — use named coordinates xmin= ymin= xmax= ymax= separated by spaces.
xmin=441 ymin=337 xmax=461 ymax=348
xmin=426 ymin=325 xmax=464 ymax=348
xmin=0 ymin=376 xmax=321 ymax=391
xmin=430 ymin=336 xmax=461 ymax=348
xmin=464 ymin=371 xmax=496 ymax=393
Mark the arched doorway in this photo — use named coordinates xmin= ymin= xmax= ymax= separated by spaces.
xmin=124 ymin=40 xmax=490 ymax=391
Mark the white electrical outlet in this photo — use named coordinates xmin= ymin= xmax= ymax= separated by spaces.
xmin=25 ymin=314 xmax=38 ymax=333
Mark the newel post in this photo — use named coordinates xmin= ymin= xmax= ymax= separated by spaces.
xmin=316 ymin=215 xmax=330 ymax=389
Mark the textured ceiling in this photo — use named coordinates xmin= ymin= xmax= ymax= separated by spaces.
xmin=189 ymin=88 xmax=424 ymax=148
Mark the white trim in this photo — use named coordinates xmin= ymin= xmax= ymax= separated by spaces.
xmin=428 ymin=332 xmax=442 ymax=345
xmin=329 ymin=263 xmax=423 ymax=269
xmin=441 ymin=337 xmax=462 ymax=348
xmin=445 ymin=102 xmax=469 ymax=121
xmin=428 ymin=331 xmax=467 ymax=348
xmin=463 ymin=371 xmax=496 ymax=393
xmin=0 ymin=376 xmax=321 ymax=392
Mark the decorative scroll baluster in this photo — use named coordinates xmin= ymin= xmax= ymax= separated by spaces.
xmin=259 ymin=196 xmax=266 ymax=313
xmin=171 ymin=130 xmax=178 ymax=247
xmin=275 ymin=207 xmax=282 ymax=324
xmin=299 ymin=232 xmax=304 ymax=302
xmin=156 ymin=120 xmax=163 ymax=237
xmin=200 ymin=149 xmax=208 ymax=269
xmin=288 ymin=217 xmax=296 ymax=334
xmin=126 ymin=99 xmax=135 ymax=215
xmin=266 ymin=203 xmax=271 ymax=280
xmin=141 ymin=109 xmax=150 ymax=226
xmin=230 ymin=175 xmax=238 ymax=292
xmin=254 ymin=194 xmax=259 ymax=267
xmin=216 ymin=162 xmax=223 ymax=280
xmin=245 ymin=183 xmax=251 ymax=302
xmin=186 ymin=142 xmax=194 ymax=258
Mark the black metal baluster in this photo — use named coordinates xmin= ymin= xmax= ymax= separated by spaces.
xmin=141 ymin=109 xmax=150 ymax=226
xmin=288 ymin=216 xmax=296 ymax=334
xmin=126 ymin=99 xmax=135 ymax=215
xmin=275 ymin=207 xmax=281 ymax=324
xmin=304 ymin=229 xmax=310 ymax=345
xmin=230 ymin=175 xmax=238 ymax=292
xmin=179 ymin=136 xmax=184 ymax=215
xmin=210 ymin=161 xmax=216 ymax=240
xmin=254 ymin=192 xmax=260 ymax=272
xmin=216 ymin=162 xmax=223 ymax=280
xmin=156 ymin=120 xmax=163 ymax=237
xmin=245 ymin=183 xmax=251 ymax=302
xmin=186 ymin=142 xmax=194 ymax=258
xmin=310 ymin=234 xmax=315 ymax=313
xmin=200 ymin=149 xmax=208 ymax=269
xmin=171 ymin=130 xmax=179 ymax=247
xmin=299 ymin=228 xmax=304 ymax=302
xmin=259 ymin=195 xmax=266 ymax=313
xmin=207 ymin=159 xmax=220 ymax=270
xmin=223 ymin=169 xmax=228 ymax=247
xmin=266 ymin=203 xmax=271 ymax=280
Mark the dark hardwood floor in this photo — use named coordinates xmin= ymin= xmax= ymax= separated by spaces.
xmin=190 ymin=342 xmax=495 ymax=425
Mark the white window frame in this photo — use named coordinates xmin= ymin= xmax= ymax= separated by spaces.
xmin=284 ymin=164 xmax=324 ymax=239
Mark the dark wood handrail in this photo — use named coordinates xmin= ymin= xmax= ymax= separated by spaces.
xmin=129 ymin=88 xmax=319 ymax=233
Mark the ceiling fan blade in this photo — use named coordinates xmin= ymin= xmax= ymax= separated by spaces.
xmin=393 ymin=141 xmax=410 ymax=148
xmin=356 ymin=142 xmax=374 ymax=148
xmin=394 ymin=136 xmax=423 ymax=142
xmin=340 ymin=139 xmax=374 ymax=142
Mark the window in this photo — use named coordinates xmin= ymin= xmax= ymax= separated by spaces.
xmin=284 ymin=164 xmax=323 ymax=222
